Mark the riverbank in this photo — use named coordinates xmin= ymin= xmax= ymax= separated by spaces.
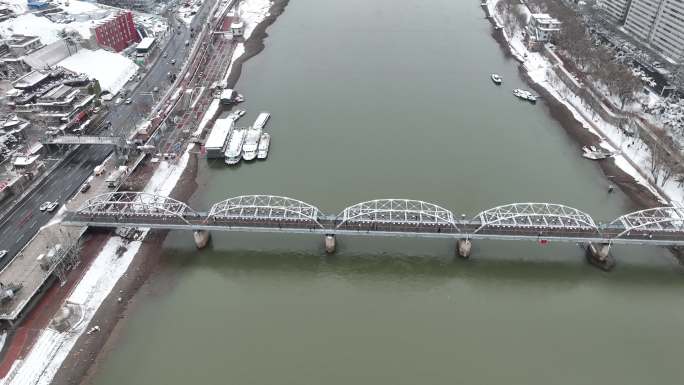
xmin=49 ymin=1 xmax=284 ymax=384
xmin=483 ymin=1 xmax=679 ymax=210
xmin=0 ymin=0 xmax=279 ymax=383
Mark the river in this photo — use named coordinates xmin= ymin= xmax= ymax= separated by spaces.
xmin=89 ymin=0 xmax=684 ymax=384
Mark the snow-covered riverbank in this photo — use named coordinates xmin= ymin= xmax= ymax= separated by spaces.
xmin=0 ymin=1 xmax=274 ymax=384
xmin=485 ymin=0 xmax=684 ymax=206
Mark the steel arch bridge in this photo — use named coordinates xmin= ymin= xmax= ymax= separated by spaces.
xmin=207 ymin=195 xmax=324 ymax=227
xmin=76 ymin=192 xmax=200 ymax=224
xmin=608 ymin=207 xmax=684 ymax=239
xmin=472 ymin=203 xmax=599 ymax=234
xmin=336 ymin=199 xmax=458 ymax=230
xmin=63 ymin=192 xmax=684 ymax=248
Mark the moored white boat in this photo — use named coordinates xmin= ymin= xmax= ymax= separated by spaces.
xmin=491 ymin=74 xmax=502 ymax=84
xmin=242 ymin=127 xmax=262 ymax=161
xmin=582 ymin=145 xmax=615 ymax=160
xmin=224 ymin=128 xmax=246 ymax=165
xmin=228 ymin=109 xmax=246 ymax=122
xmin=257 ymin=132 xmax=270 ymax=159
xmin=513 ymin=88 xmax=536 ymax=103
xmin=253 ymin=112 xmax=270 ymax=129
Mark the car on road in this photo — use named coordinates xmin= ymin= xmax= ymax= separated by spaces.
xmin=114 ymin=97 xmax=122 ymax=105
xmin=39 ymin=202 xmax=50 ymax=211
xmin=46 ymin=201 xmax=59 ymax=213
xmin=170 ymin=59 xmax=176 ymax=65
xmin=0 ymin=250 xmax=7 ymax=259
xmin=80 ymin=183 xmax=91 ymax=193
xmin=125 ymin=98 xmax=132 ymax=104
xmin=153 ymin=86 xmax=160 ymax=92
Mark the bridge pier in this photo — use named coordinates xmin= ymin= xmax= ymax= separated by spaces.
xmin=456 ymin=239 xmax=472 ymax=259
xmin=193 ymin=230 xmax=211 ymax=249
xmin=324 ymin=234 xmax=336 ymax=254
xmin=585 ymin=243 xmax=615 ymax=271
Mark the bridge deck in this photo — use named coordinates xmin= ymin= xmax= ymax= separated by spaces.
xmin=61 ymin=212 xmax=684 ymax=246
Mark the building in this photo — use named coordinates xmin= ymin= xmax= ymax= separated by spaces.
xmin=622 ymin=0 xmax=684 ymax=62
xmin=598 ymin=0 xmax=633 ymax=23
xmin=0 ymin=37 xmax=78 ymax=81
xmin=9 ymin=69 xmax=95 ymax=131
xmin=95 ymin=0 xmax=154 ymax=12
xmin=6 ymin=35 xmax=42 ymax=56
xmin=91 ymin=11 xmax=140 ymax=52
xmin=231 ymin=19 xmax=244 ymax=38
xmin=134 ymin=37 xmax=155 ymax=64
xmin=526 ymin=13 xmax=562 ymax=49
xmin=204 ymin=118 xmax=234 ymax=158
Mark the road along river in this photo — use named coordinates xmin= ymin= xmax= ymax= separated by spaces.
xmin=88 ymin=0 xmax=684 ymax=384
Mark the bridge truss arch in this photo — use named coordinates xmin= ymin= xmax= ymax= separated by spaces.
xmin=336 ymin=199 xmax=458 ymax=230
xmin=207 ymin=195 xmax=324 ymax=227
xmin=608 ymin=206 xmax=684 ymax=239
xmin=473 ymin=203 xmax=599 ymax=234
xmin=76 ymin=192 xmax=200 ymax=224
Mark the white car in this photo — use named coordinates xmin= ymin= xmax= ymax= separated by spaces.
xmin=0 ymin=250 xmax=7 ymax=259
xmin=39 ymin=202 xmax=50 ymax=211
xmin=125 ymin=98 xmax=132 ymax=104
xmin=114 ymin=97 xmax=123 ymax=105
xmin=46 ymin=201 xmax=59 ymax=213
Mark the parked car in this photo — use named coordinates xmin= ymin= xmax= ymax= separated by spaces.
xmin=125 ymin=98 xmax=132 ymax=104
xmin=39 ymin=202 xmax=50 ymax=211
xmin=170 ymin=59 xmax=176 ymax=65
xmin=80 ymin=183 xmax=91 ymax=193
xmin=0 ymin=250 xmax=7 ymax=259
xmin=114 ymin=97 xmax=122 ymax=105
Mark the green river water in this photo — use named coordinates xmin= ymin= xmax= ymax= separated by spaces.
xmin=90 ymin=0 xmax=684 ymax=384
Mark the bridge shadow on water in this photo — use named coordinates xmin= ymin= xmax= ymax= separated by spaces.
xmin=158 ymin=233 xmax=684 ymax=290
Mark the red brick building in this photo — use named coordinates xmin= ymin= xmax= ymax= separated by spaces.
xmin=91 ymin=11 xmax=140 ymax=52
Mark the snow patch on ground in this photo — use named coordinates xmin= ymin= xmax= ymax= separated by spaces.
xmin=177 ymin=0 xmax=203 ymax=25
xmin=3 ymin=151 xmax=191 ymax=385
xmin=194 ymin=98 xmax=220 ymax=137
xmin=239 ymin=0 xmax=272 ymax=39
xmin=222 ymin=43 xmax=243 ymax=84
xmin=488 ymin=0 xmax=684 ymax=206
xmin=1 ymin=1 xmax=277 ymax=382
xmin=58 ymin=49 xmax=138 ymax=95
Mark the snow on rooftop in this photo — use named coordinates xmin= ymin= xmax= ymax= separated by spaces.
xmin=204 ymin=117 xmax=233 ymax=149
xmin=0 ymin=14 xmax=65 ymax=44
xmin=58 ymin=49 xmax=138 ymax=95
xmin=53 ymin=0 xmax=101 ymax=15
xmin=0 ymin=1 xmax=113 ymax=43
xmin=136 ymin=37 xmax=155 ymax=50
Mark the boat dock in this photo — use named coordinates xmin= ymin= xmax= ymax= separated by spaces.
xmin=204 ymin=118 xmax=234 ymax=159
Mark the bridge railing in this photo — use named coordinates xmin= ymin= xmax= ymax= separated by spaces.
xmin=65 ymin=192 xmax=684 ymax=243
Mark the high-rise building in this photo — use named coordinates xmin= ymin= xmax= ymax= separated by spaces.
xmin=598 ymin=0 xmax=633 ymax=23
xmin=624 ymin=0 xmax=684 ymax=62
xmin=90 ymin=11 xmax=141 ymax=52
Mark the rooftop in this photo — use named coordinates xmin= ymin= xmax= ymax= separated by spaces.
xmin=136 ymin=37 xmax=155 ymax=51
xmin=39 ymin=84 xmax=75 ymax=101
xmin=7 ymin=34 xmax=40 ymax=47
xmin=530 ymin=13 xmax=561 ymax=25
xmin=13 ymin=70 xmax=49 ymax=89
xmin=23 ymin=39 xmax=76 ymax=70
xmin=205 ymin=117 xmax=234 ymax=149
